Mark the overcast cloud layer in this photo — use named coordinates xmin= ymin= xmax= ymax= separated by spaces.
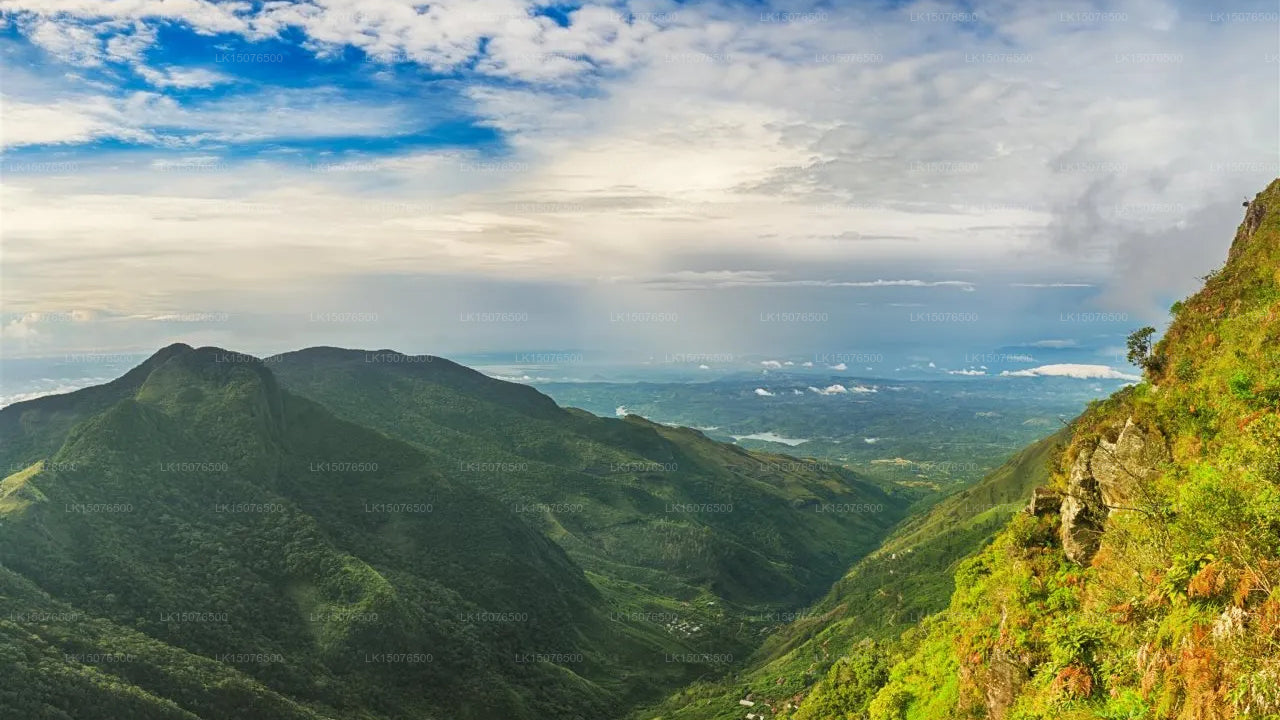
xmin=0 ymin=0 xmax=1277 ymax=365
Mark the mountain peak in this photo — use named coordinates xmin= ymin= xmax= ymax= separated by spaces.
xmin=134 ymin=345 xmax=287 ymax=445
xmin=1228 ymin=176 xmax=1280 ymax=262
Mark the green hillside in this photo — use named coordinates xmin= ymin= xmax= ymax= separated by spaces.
xmin=0 ymin=346 xmax=687 ymax=719
xmin=729 ymin=179 xmax=1280 ymax=720
xmin=268 ymin=348 xmax=908 ymax=625
xmin=0 ymin=343 xmax=911 ymax=719
xmin=634 ymin=426 xmax=1067 ymax=720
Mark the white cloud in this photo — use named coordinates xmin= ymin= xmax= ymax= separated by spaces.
xmin=1001 ymin=364 xmax=1141 ymax=381
xmin=1 ymin=381 xmax=108 ymax=409
xmin=2 ymin=0 xmax=1276 ymax=346
xmin=0 ymin=95 xmax=153 ymax=148
xmin=948 ymin=369 xmax=986 ymax=376
xmin=760 ymin=360 xmax=783 ymax=368
xmin=753 ymin=387 xmax=775 ymax=396
xmin=829 ymin=362 xmax=847 ymax=371
xmin=137 ymin=66 xmax=232 ymax=89
xmin=633 ymin=271 xmax=978 ymax=291
xmin=808 ymin=384 xmax=848 ymax=395
xmin=25 ymin=17 xmax=104 ymax=67
xmin=0 ymin=83 xmax=416 ymax=149
xmin=104 ymin=23 xmax=156 ymax=64
xmin=1030 ymin=339 xmax=1078 ymax=348
xmin=1 ymin=317 xmax=40 ymax=339
xmin=490 ymin=373 xmax=551 ymax=382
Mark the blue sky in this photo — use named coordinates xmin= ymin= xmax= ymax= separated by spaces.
xmin=0 ymin=0 xmax=1277 ymax=378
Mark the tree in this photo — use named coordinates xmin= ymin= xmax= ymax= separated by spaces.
xmin=1126 ymin=327 xmax=1161 ymax=375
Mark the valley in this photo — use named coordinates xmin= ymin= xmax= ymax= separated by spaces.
xmin=2 ymin=1 xmax=1275 ymax=716
xmin=3 ymin=182 xmax=1279 ymax=719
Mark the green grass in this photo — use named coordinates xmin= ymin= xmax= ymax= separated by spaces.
xmin=0 ymin=460 xmax=48 ymax=516
xmin=780 ymin=177 xmax=1280 ymax=720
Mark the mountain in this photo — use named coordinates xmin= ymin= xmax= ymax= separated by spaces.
xmin=0 ymin=342 xmax=191 ymax=470
xmin=697 ymin=178 xmax=1280 ymax=720
xmin=635 ymin=425 xmax=1066 ymax=719
xmin=0 ymin=343 xmax=909 ymax=719
xmin=266 ymin=347 xmax=906 ymax=614
xmin=0 ymin=346 xmax=670 ymax=719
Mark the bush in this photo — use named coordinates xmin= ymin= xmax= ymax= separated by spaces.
xmin=1229 ymin=371 xmax=1255 ymax=401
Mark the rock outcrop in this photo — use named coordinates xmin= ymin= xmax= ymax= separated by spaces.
xmin=1059 ymin=418 xmax=1169 ymax=564
xmin=1060 ymin=445 xmax=1109 ymax=564
xmin=1090 ymin=418 xmax=1168 ymax=508
xmin=1026 ymin=487 xmax=1062 ymax=515
xmin=1230 ymin=195 xmax=1267 ymax=261
xmin=983 ymin=653 xmax=1030 ymax=720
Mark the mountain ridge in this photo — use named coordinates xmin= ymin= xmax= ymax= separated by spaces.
xmin=734 ymin=177 xmax=1280 ymax=720
xmin=0 ymin=339 xmax=911 ymax=719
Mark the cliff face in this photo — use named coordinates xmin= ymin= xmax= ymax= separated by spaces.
xmin=843 ymin=178 xmax=1280 ymax=720
xmin=1060 ymin=417 xmax=1171 ymax=564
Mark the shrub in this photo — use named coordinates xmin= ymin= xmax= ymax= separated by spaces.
xmin=1229 ymin=371 xmax=1255 ymax=401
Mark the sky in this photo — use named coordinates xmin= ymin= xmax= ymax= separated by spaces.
xmin=1 ymin=0 xmax=1278 ymax=375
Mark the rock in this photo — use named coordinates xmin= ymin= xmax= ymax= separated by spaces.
xmin=1026 ymin=487 xmax=1062 ymax=515
xmin=1090 ymin=418 xmax=1169 ymax=509
xmin=1243 ymin=198 xmax=1267 ymax=238
xmin=1060 ymin=446 xmax=1108 ymax=565
xmin=984 ymin=653 xmax=1029 ymax=720
xmin=1229 ymin=196 xmax=1268 ymax=261
xmin=1059 ymin=418 xmax=1169 ymax=565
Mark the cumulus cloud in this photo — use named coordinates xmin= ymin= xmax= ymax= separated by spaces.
xmin=808 ymin=384 xmax=848 ymax=395
xmin=760 ymin=360 xmax=783 ymax=369
xmin=948 ymin=369 xmax=986 ymax=376
xmin=1 ymin=0 xmax=1275 ymax=357
xmin=829 ymin=363 xmax=847 ymax=371
xmin=1 ymin=317 xmax=40 ymax=339
xmin=753 ymin=388 xmax=775 ymax=396
xmin=1001 ymin=364 xmax=1141 ymax=381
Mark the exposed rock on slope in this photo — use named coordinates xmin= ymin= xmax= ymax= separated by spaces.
xmin=1059 ymin=417 xmax=1170 ymax=564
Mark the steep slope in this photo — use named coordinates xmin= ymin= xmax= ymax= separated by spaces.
xmin=0 ymin=342 xmax=192 ymax=471
xmin=800 ymin=178 xmax=1280 ymax=720
xmin=0 ymin=346 xmax=685 ymax=719
xmin=635 ymin=427 xmax=1067 ymax=719
xmin=268 ymin=348 xmax=908 ymax=622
